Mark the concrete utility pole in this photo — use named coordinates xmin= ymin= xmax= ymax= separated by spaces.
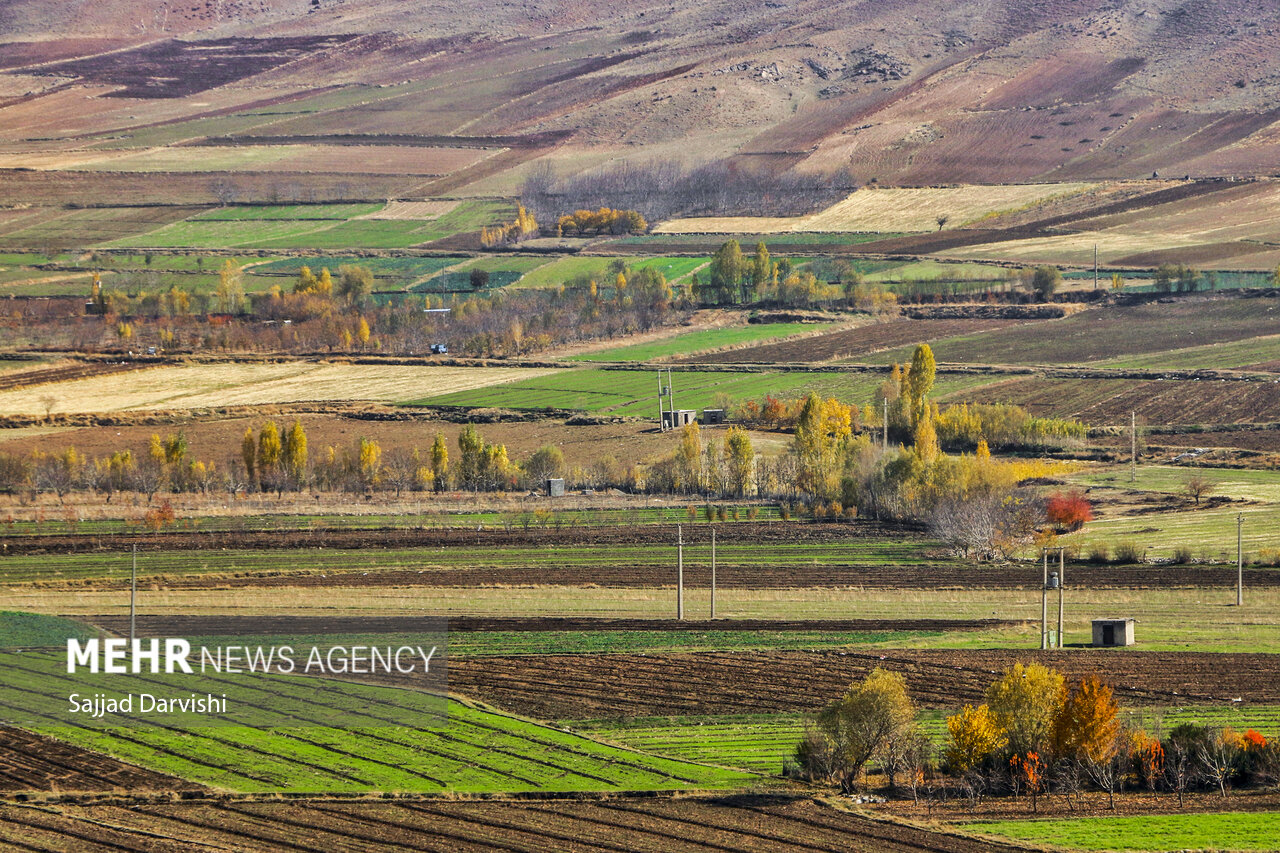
xmin=1041 ymin=548 xmax=1049 ymax=650
xmin=130 ymin=544 xmax=137 ymax=646
xmin=1094 ymin=243 xmax=1099 ymax=290
xmin=677 ymin=524 xmax=684 ymax=620
xmin=1237 ymin=513 xmax=1244 ymax=607
xmin=667 ymin=367 xmax=675 ymax=419
xmin=1057 ymin=548 xmax=1065 ymax=649
xmin=710 ymin=528 xmax=717 ymax=620
xmin=657 ymin=370 xmax=665 ymax=430
xmin=1131 ymin=411 xmax=1137 ymax=484
xmin=882 ymin=398 xmax=889 ymax=451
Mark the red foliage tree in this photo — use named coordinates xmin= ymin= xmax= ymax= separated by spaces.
xmin=1046 ymin=489 xmax=1093 ymax=532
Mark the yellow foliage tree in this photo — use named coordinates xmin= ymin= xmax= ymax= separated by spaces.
xmin=985 ymin=662 xmax=1065 ymax=757
xmin=946 ymin=703 xmax=1007 ymax=771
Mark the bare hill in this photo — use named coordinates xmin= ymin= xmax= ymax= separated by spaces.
xmin=2 ymin=0 xmax=1280 ymax=189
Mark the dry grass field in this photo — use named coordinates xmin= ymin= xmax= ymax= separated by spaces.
xmin=0 ymin=363 xmax=553 ymax=415
xmin=655 ymin=183 xmax=1096 ymax=234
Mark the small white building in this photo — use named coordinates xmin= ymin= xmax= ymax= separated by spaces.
xmin=1092 ymin=618 xmax=1135 ymax=647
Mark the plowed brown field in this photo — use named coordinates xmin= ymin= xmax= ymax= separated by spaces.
xmin=0 ymin=795 xmax=1028 ymax=852
xmin=446 ymin=650 xmax=1280 ymax=718
xmin=0 ymin=729 xmax=200 ymax=793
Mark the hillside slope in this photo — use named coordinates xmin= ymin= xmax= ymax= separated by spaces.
xmin=1 ymin=0 xmax=1279 ymax=187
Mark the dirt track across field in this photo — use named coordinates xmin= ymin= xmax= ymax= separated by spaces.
xmin=446 ymin=649 xmax=1280 ymax=718
xmin=0 ymin=795 xmax=1030 ymax=851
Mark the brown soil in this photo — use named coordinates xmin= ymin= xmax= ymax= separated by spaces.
xmin=0 ymin=728 xmax=200 ymax=793
xmin=0 ymin=795 xmax=1029 ymax=852
xmin=883 ymin=788 xmax=1280 ymax=822
xmin=42 ymin=36 xmax=360 ymax=99
xmin=445 ymin=649 xmax=1280 ymax=718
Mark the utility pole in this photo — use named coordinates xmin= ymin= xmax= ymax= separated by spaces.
xmin=1094 ymin=243 xmax=1099 ymax=290
xmin=657 ymin=370 xmax=665 ymax=430
xmin=1131 ymin=411 xmax=1137 ymax=484
xmin=1041 ymin=548 xmax=1048 ymax=650
xmin=677 ymin=524 xmax=684 ymax=620
xmin=667 ymin=367 xmax=675 ymax=420
xmin=130 ymin=544 xmax=137 ymax=646
xmin=1237 ymin=513 xmax=1244 ymax=607
xmin=1057 ymin=548 xmax=1065 ymax=649
xmin=710 ymin=528 xmax=717 ymax=620
xmin=882 ymin=397 xmax=888 ymax=451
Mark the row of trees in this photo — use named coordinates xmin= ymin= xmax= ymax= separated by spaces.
xmin=0 ymin=420 xmax=636 ymax=500
xmin=480 ymin=205 xmax=539 ymax=247
xmin=555 ymin=207 xmax=647 ymax=237
xmin=521 ymin=159 xmax=852 ymax=223
xmin=55 ymin=267 xmax=688 ymax=358
xmin=795 ymin=663 xmax=1280 ymax=808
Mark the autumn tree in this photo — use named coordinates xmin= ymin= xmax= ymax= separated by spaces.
xmin=283 ymin=418 xmax=308 ymax=489
xmin=796 ymin=668 xmax=919 ymax=792
xmin=708 ymin=240 xmax=745 ymax=304
xmin=257 ymin=421 xmax=283 ymax=493
xmin=1045 ymin=489 xmax=1093 ymax=531
xmin=902 ymin=344 xmax=936 ymax=428
xmin=214 ymin=260 xmax=245 ymax=314
xmin=338 ymin=265 xmax=374 ymax=306
xmin=946 ymin=703 xmax=1007 ymax=772
xmin=358 ymin=437 xmax=382 ymax=489
xmin=724 ymin=426 xmax=754 ymax=497
xmin=985 ymin=662 xmax=1065 ymax=758
xmin=1054 ymin=676 xmax=1123 ymax=807
xmin=241 ymin=426 xmax=256 ymax=487
xmin=524 ymin=444 xmax=566 ymax=484
xmin=675 ymin=421 xmax=703 ymax=493
xmin=430 ymin=432 xmax=449 ymax=492
xmin=457 ymin=424 xmax=484 ymax=491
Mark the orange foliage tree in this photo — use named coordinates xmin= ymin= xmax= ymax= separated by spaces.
xmin=1046 ymin=488 xmax=1093 ymax=531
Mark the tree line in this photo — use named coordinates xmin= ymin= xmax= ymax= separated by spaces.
xmin=793 ymin=662 xmax=1280 ymax=809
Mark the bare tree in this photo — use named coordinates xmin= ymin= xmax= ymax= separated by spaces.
xmin=1185 ymin=474 xmax=1215 ymax=506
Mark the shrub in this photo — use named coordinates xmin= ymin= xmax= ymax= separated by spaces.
xmin=1113 ymin=540 xmax=1143 ymax=563
xmin=1087 ymin=543 xmax=1111 ymax=563
xmin=1170 ymin=546 xmax=1193 ymax=564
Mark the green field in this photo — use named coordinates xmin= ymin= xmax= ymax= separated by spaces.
xmin=7 ymin=660 xmax=749 ymax=793
xmin=568 ymin=323 xmax=837 ymax=362
xmin=569 ymin=714 xmax=807 ymax=774
xmin=0 ymin=538 xmax=938 ymax=584
xmin=0 ymin=506 xmax=784 ymax=538
xmin=105 ymin=200 xmax=512 ymax=250
xmin=0 ymin=611 xmax=95 ymax=649
xmin=1090 ymin=335 xmax=1280 ymax=370
xmin=1064 ymin=465 xmax=1280 ymax=559
xmin=192 ymin=204 xmax=383 ymax=221
xmin=410 ymin=368 xmax=992 ymax=414
xmin=963 ymin=812 xmax=1280 ymax=852
xmin=0 ymin=207 xmax=200 ymax=247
